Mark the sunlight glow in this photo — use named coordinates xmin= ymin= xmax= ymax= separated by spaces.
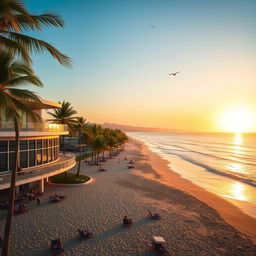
xmin=223 ymin=182 xmax=247 ymax=202
xmin=230 ymin=182 xmax=247 ymax=201
xmin=219 ymin=106 xmax=255 ymax=133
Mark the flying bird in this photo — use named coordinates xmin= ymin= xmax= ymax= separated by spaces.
xmin=169 ymin=71 xmax=180 ymax=76
xmin=149 ymin=25 xmax=156 ymax=29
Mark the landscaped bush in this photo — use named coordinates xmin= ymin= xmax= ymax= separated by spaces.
xmin=50 ymin=172 xmax=90 ymax=184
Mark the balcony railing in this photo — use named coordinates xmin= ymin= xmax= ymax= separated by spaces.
xmin=0 ymin=153 xmax=76 ymax=185
xmin=0 ymin=122 xmax=68 ymax=132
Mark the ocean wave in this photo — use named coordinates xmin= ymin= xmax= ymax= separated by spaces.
xmin=163 ymin=151 xmax=256 ymax=188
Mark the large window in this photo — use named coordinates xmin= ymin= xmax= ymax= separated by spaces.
xmin=0 ymin=137 xmax=59 ymax=172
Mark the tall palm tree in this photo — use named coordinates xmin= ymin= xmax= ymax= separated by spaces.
xmin=0 ymin=0 xmax=71 ymax=65
xmin=0 ymin=51 xmax=43 ymax=256
xmin=47 ymin=101 xmax=77 ymax=155
xmin=71 ymin=117 xmax=88 ymax=176
xmin=92 ymin=135 xmax=106 ymax=165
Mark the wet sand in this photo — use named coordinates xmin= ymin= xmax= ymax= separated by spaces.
xmin=132 ymin=138 xmax=256 ymax=242
xmin=0 ymin=140 xmax=255 ymax=256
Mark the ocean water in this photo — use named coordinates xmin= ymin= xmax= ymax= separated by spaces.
xmin=127 ymin=132 xmax=256 ymax=218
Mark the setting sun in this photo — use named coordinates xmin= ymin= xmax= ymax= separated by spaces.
xmin=219 ymin=106 xmax=255 ymax=133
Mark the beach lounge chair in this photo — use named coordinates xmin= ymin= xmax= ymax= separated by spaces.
xmin=152 ymin=236 xmax=169 ymax=255
xmin=98 ymin=167 xmax=106 ymax=171
xmin=77 ymin=228 xmax=94 ymax=239
xmin=148 ymin=209 xmax=161 ymax=220
xmin=123 ymin=216 xmax=132 ymax=227
xmin=50 ymin=239 xmax=64 ymax=255
xmin=14 ymin=204 xmax=28 ymax=215
xmin=49 ymin=194 xmax=65 ymax=203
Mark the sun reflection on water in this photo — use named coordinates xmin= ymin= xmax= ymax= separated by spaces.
xmin=234 ymin=133 xmax=243 ymax=145
xmin=223 ymin=182 xmax=247 ymax=201
xmin=227 ymin=133 xmax=245 ymax=173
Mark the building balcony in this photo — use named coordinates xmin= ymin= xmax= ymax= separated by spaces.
xmin=0 ymin=153 xmax=76 ymax=190
xmin=0 ymin=122 xmax=69 ymax=137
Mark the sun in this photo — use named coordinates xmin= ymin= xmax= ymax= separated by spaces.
xmin=219 ymin=106 xmax=255 ymax=133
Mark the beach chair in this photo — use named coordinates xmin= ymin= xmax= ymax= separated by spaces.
xmin=50 ymin=239 xmax=64 ymax=255
xmin=148 ymin=209 xmax=161 ymax=220
xmin=152 ymin=236 xmax=169 ymax=255
xmin=49 ymin=194 xmax=65 ymax=203
xmin=77 ymin=228 xmax=94 ymax=239
xmin=123 ymin=217 xmax=132 ymax=227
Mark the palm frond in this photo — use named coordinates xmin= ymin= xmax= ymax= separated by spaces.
xmin=7 ymin=88 xmax=42 ymax=103
xmin=7 ymin=31 xmax=72 ymax=66
xmin=8 ymin=75 xmax=43 ymax=87
xmin=0 ymin=34 xmax=30 ymax=62
xmin=0 ymin=13 xmax=64 ymax=31
xmin=9 ymin=61 xmax=33 ymax=76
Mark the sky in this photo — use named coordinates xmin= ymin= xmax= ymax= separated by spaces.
xmin=25 ymin=0 xmax=256 ymax=132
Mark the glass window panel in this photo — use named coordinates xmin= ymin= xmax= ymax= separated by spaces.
xmin=0 ymin=153 xmax=7 ymax=172
xmin=48 ymin=147 xmax=52 ymax=162
xmin=29 ymin=150 xmax=36 ymax=167
xmin=29 ymin=140 xmax=35 ymax=149
xmin=42 ymin=149 xmax=48 ymax=164
xmin=9 ymin=152 xmax=15 ymax=171
xmin=37 ymin=139 xmax=42 ymax=149
xmin=52 ymin=147 xmax=56 ymax=160
xmin=42 ymin=139 xmax=46 ymax=148
xmin=20 ymin=140 xmax=27 ymax=150
xmin=37 ymin=149 xmax=42 ymax=165
xmin=20 ymin=151 xmax=28 ymax=168
xmin=0 ymin=141 xmax=7 ymax=152
xmin=49 ymin=139 xmax=52 ymax=147
xmin=9 ymin=141 xmax=16 ymax=151
xmin=56 ymin=147 xmax=59 ymax=159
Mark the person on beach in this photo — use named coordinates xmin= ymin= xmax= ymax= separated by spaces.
xmin=123 ymin=216 xmax=128 ymax=223
xmin=36 ymin=197 xmax=40 ymax=206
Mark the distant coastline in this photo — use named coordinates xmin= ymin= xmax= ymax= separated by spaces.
xmin=101 ymin=122 xmax=256 ymax=134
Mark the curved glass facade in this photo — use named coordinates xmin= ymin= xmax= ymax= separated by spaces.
xmin=0 ymin=137 xmax=59 ymax=173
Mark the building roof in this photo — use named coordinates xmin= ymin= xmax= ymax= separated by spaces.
xmin=25 ymin=99 xmax=61 ymax=110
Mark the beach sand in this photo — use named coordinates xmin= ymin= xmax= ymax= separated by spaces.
xmin=0 ymin=139 xmax=255 ymax=256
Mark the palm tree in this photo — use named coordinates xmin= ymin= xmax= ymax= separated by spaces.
xmin=47 ymin=101 xmax=77 ymax=155
xmin=92 ymin=135 xmax=105 ymax=165
xmin=0 ymin=51 xmax=43 ymax=256
xmin=0 ymin=0 xmax=71 ymax=65
xmin=72 ymin=117 xmax=88 ymax=176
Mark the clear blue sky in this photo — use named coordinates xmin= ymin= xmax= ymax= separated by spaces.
xmin=25 ymin=0 xmax=256 ymax=131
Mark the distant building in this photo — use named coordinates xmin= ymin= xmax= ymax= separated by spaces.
xmin=0 ymin=99 xmax=76 ymax=194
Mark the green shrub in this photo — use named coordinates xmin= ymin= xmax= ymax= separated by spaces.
xmin=50 ymin=172 xmax=90 ymax=184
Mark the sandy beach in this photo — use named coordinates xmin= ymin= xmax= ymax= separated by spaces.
xmin=0 ymin=139 xmax=255 ymax=256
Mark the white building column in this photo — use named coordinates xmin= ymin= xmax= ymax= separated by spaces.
xmin=38 ymin=179 xmax=44 ymax=193
xmin=45 ymin=177 xmax=49 ymax=183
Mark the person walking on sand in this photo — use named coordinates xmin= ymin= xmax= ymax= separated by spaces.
xmin=36 ymin=196 xmax=40 ymax=206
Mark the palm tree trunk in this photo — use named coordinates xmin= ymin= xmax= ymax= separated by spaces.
xmin=2 ymin=120 xmax=19 ymax=256
xmin=97 ymin=150 xmax=100 ymax=165
xmin=76 ymin=131 xmax=82 ymax=176
xmin=62 ymin=136 xmax=66 ymax=155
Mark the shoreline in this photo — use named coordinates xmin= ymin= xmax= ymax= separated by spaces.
xmin=130 ymin=137 xmax=256 ymax=242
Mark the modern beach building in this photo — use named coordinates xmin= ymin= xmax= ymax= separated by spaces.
xmin=0 ymin=99 xmax=76 ymax=194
